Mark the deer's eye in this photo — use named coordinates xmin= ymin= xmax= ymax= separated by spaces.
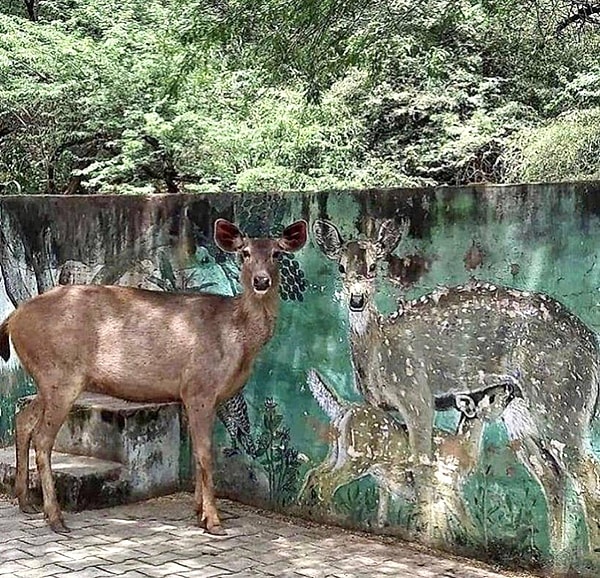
xmin=241 ymin=249 xmax=251 ymax=259
xmin=368 ymin=263 xmax=377 ymax=274
xmin=338 ymin=264 xmax=346 ymax=274
xmin=272 ymin=250 xmax=282 ymax=260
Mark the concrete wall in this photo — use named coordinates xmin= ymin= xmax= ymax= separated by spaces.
xmin=1 ymin=185 xmax=600 ymax=575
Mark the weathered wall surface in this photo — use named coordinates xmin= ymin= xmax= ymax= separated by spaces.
xmin=2 ymin=185 xmax=600 ymax=575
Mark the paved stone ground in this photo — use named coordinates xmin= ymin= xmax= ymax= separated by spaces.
xmin=0 ymin=493 xmax=534 ymax=578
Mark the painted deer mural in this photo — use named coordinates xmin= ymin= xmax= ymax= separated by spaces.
xmin=312 ymin=218 xmax=600 ymax=562
xmin=301 ymin=370 xmax=524 ymax=533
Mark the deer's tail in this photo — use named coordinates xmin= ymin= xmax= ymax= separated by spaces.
xmin=0 ymin=315 xmax=11 ymax=362
xmin=306 ymin=369 xmax=345 ymax=423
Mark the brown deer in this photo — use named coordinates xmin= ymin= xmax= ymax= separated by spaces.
xmin=313 ymin=218 xmax=600 ymax=561
xmin=0 ymin=218 xmax=307 ymax=535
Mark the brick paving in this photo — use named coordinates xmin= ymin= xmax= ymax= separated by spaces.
xmin=0 ymin=493 xmax=534 ymax=578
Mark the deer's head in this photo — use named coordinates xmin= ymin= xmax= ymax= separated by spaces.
xmin=215 ymin=219 xmax=307 ymax=297
xmin=312 ymin=219 xmax=407 ymax=313
xmin=455 ymin=377 xmax=522 ymax=424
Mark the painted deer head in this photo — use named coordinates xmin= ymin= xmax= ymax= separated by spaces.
xmin=312 ymin=219 xmax=408 ymax=313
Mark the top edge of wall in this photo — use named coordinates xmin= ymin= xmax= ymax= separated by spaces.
xmin=2 ymin=179 xmax=600 ymax=200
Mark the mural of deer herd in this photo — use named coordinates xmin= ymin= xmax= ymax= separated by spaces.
xmin=1 ymin=188 xmax=600 ymax=575
xmin=306 ymin=218 xmax=600 ymax=570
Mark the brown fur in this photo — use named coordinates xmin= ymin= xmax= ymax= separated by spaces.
xmin=2 ymin=218 xmax=307 ymax=534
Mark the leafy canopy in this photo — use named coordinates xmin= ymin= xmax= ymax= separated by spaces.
xmin=1 ymin=0 xmax=600 ymax=194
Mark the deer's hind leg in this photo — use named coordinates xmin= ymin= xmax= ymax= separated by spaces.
xmin=564 ymin=450 xmax=600 ymax=555
xmin=15 ymin=395 xmax=43 ymax=513
xmin=514 ymin=436 xmax=571 ymax=568
xmin=31 ymin=377 xmax=84 ymax=534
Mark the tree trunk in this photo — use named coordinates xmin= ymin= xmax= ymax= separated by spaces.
xmin=23 ymin=0 xmax=39 ymax=21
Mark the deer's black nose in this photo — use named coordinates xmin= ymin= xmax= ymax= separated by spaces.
xmin=349 ymin=293 xmax=366 ymax=311
xmin=253 ymin=275 xmax=271 ymax=292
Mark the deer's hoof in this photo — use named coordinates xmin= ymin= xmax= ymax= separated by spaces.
xmin=49 ymin=519 xmax=71 ymax=534
xmin=206 ymin=524 xmax=226 ymax=536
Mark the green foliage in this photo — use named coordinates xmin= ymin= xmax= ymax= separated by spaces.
xmin=0 ymin=2 xmax=180 ymax=193
xmin=255 ymin=398 xmax=301 ymax=506
xmin=463 ymin=439 xmax=548 ymax=570
xmin=2 ymin=0 xmax=600 ymax=193
xmin=506 ymin=108 xmax=600 ymax=182
xmin=332 ymin=480 xmax=379 ymax=528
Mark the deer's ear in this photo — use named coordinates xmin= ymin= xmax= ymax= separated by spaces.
xmin=455 ymin=393 xmax=477 ymax=419
xmin=312 ymin=219 xmax=343 ymax=260
xmin=279 ymin=220 xmax=308 ymax=252
xmin=214 ymin=219 xmax=246 ymax=253
xmin=375 ymin=218 xmax=409 ymax=257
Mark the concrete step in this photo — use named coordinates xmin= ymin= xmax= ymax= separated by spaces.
xmin=15 ymin=392 xmax=184 ymax=502
xmin=0 ymin=447 xmax=128 ymax=511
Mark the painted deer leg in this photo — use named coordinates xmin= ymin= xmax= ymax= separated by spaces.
xmin=433 ymin=427 xmax=482 ymax=538
xmin=301 ymin=459 xmax=365 ymax=507
xmin=567 ymin=451 xmax=600 ymax=554
xmin=15 ymin=395 xmax=43 ymax=514
xmin=307 ymin=469 xmax=342 ymax=505
xmin=502 ymin=396 xmax=572 ymax=566
xmin=403 ymin=397 xmax=435 ymax=538
xmin=514 ymin=436 xmax=569 ymax=568
xmin=298 ymin=466 xmax=332 ymax=506
xmin=184 ymin=397 xmax=223 ymax=535
xmin=376 ymin=487 xmax=391 ymax=528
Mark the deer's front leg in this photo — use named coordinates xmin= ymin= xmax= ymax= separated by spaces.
xmin=406 ymin=410 xmax=435 ymax=535
xmin=393 ymin=383 xmax=435 ymax=538
xmin=183 ymin=395 xmax=224 ymax=535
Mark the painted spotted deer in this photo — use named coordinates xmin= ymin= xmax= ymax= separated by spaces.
xmin=313 ymin=218 xmax=600 ymax=559
xmin=0 ymin=219 xmax=307 ymax=534
xmin=300 ymin=370 xmax=520 ymax=533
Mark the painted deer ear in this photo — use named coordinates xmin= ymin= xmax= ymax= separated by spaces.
xmin=455 ymin=393 xmax=477 ymax=419
xmin=214 ymin=219 xmax=246 ymax=253
xmin=312 ymin=219 xmax=343 ymax=260
xmin=375 ymin=218 xmax=409 ymax=257
xmin=279 ymin=220 xmax=308 ymax=253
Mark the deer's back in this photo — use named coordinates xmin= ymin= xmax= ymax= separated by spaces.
xmin=8 ymin=284 xmax=241 ymax=402
xmin=380 ymin=283 xmax=599 ymax=425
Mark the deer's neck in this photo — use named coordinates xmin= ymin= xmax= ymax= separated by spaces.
xmin=348 ymin=303 xmax=379 ymax=340
xmin=233 ymin=289 xmax=280 ymax=349
xmin=348 ymin=304 xmax=382 ymax=400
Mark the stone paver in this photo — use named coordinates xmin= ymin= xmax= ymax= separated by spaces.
xmin=0 ymin=493 xmax=533 ymax=578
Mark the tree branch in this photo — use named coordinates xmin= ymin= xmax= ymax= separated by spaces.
xmin=142 ymin=135 xmax=180 ymax=193
xmin=47 ymin=136 xmax=101 ymax=194
xmin=556 ymin=3 xmax=600 ymax=34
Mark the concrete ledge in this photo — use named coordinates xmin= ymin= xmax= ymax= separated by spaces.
xmin=0 ymin=447 xmax=129 ymax=511
xmin=12 ymin=393 xmax=184 ymax=504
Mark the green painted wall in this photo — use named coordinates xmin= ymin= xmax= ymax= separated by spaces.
xmin=1 ymin=185 xmax=600 ymax=575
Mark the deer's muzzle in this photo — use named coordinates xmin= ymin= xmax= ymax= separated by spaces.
xmin=253 ymin=275 xmax=272 ymax=293
xmin=349 ymin=293 xmax=366 ymax=311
